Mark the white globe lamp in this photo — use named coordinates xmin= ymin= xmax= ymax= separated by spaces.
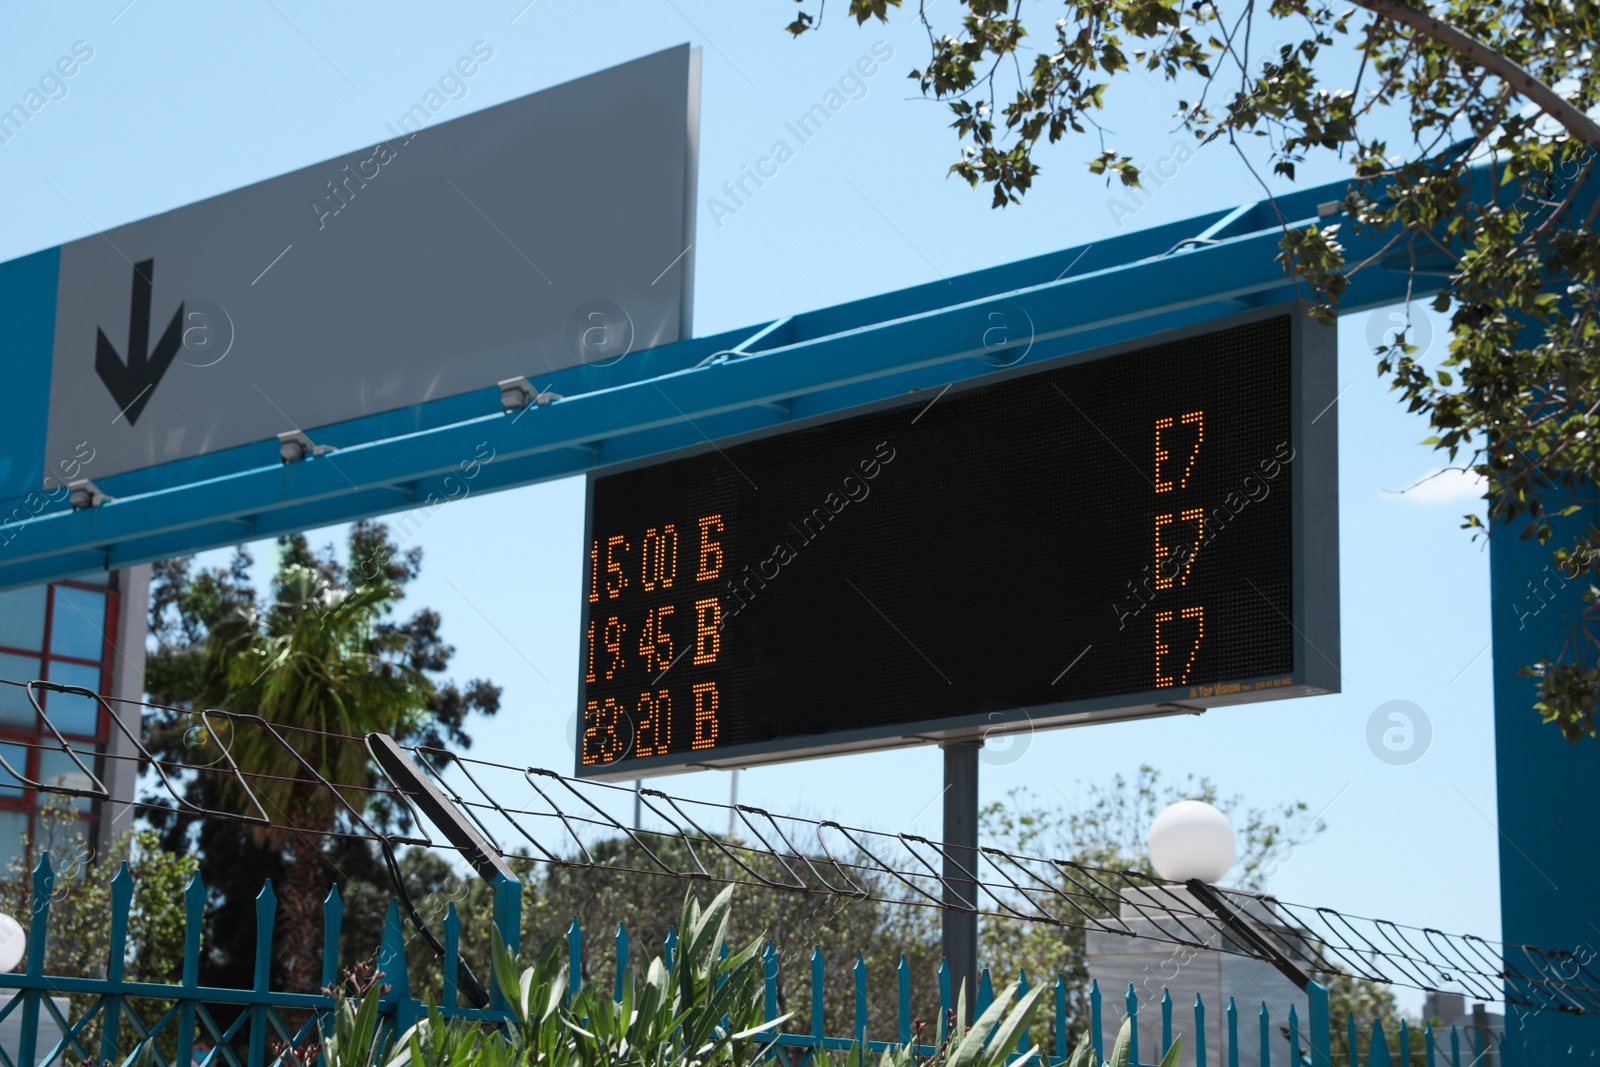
xmin=0 ymin=913 xmax=25 ymax=972
xmin=1147 ymin=800 xmax=1236 ymax=883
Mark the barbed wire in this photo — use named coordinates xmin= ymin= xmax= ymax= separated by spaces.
xmin=5 ymin=677 xmax=1597 ymax=1014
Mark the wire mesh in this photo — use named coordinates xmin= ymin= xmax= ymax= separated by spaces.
xmin=9 ymin=677 xmax=1598 ymax=1014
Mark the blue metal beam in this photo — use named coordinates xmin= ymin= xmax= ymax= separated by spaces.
xmin=0 ymin=162 xmax=1546 ymax=588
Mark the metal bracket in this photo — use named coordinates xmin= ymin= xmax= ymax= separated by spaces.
xmin=1186 ymin=877 xmax=1315 ymax=990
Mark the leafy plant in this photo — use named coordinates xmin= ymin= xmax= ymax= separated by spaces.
xmin=315 ymin=886 xmax=793 ymax=1067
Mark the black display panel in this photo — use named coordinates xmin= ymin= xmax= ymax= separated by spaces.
xmin=576 ymin=308 xmax=1338 ymax=777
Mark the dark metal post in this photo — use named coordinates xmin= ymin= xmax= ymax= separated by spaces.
xmin=942 ymin=740 xmax=980 ymax=1020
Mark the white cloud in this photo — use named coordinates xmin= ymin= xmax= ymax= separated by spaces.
xmin=1384 ymin=467 xmax=1487 ymax=505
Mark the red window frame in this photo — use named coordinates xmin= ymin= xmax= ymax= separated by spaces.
xmin=0 ymin=579 xmax=120 ymax=850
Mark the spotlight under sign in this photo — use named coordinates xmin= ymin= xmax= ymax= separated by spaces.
xmin=574 ymin=304 xmax=1338 ymax=779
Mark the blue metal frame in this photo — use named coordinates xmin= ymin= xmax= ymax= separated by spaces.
xmin=0 ymin=170 xmax=1494 ymax=592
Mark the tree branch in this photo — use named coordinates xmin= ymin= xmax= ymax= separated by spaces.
xmin=1346 ymin=0 xmax=1600 ymax=148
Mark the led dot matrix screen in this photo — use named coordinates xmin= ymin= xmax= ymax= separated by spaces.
xmin=576 ymin=306 xmax=1338 ymax=778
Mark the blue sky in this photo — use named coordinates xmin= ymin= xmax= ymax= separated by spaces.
xmin=0 ymin=0 xmax=1498 ymax=994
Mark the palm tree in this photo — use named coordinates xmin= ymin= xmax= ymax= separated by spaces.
xmin=198 ymin=560 xmax=428 ymax=992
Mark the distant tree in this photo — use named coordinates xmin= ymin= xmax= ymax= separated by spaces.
xmin=143 ymin=521 xmax=500 ymax=992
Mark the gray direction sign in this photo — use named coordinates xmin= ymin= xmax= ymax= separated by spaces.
xmin=42 ymin=44 xmax=699 ymax=481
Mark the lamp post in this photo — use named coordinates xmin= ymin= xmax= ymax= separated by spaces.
xmin=1085 ymin=801 xmax=1312 ymax=1067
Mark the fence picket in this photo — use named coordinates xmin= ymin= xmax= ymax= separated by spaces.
xmin=177 ymin=870 xmax=206 ymax=1067
xmin=1227 ymin=998 xmax=1239 ymax=1067
xmin=1425 ymin=1024 xmax=1436 ymax=1067
xmin=899 ymin=954 xmax=912 ymax=1046
xmin=379 ymin=899 xmax=417 ymax=1035
xmin=811 ymin=946 xmax=825 ymax=1047
xmin=1091 ymin=980 xmax=1103 ymax=1063
xmin=247 ymin=881 xmax=277 ymax=1067
xmin=322 ymin=884 xmax=344 ymax=991
xmin=1261 ymin=1002 xmax=1272 ymax=1067
xmin=1309 ymin=981 xmax=1332 ymax=1067
xmin=1369 ymin=1020 xmax=1394 ymax=1067
xmin=443 ymin=902 xmax=460 ymax=1009
xmin=1196 ymin=995 xmax=1206 ymax=1067
xmin=615 ymin=922 xmax=629 ymax=1003
xmin=99 ymin=862 xmax=134 ymax=1067
xmin=764 ymin=941 xmax=778 ymax=1025
xmin=1017 ymin=970 xmax=1031 ymax=1056
xmin=855 ymin=953 xmax=868 ymax=1051
xmin=567 ymin=917 xmax=582 ymax=1003
xmin=1130 ymin=984 xmax=1142 ymax=1067
xmin=1290 ymin=1004 xmax=1302 ymax=1067
xmin=1163 ymin=988 xmax=1173 ymax=1061
xmin=491 ymin=873 xmax=521 ymax=1012
xmin=939 ymin=958 xmax=952 ymax=1046
xmin=18 ymin=853 xmax=52 ymax=1067
xmin=1056 ymin=975 xmax=1068 ymax=1062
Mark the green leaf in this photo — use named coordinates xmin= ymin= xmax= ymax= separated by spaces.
xmin=1110 ymin=1018 xmax=1134 ymax=1067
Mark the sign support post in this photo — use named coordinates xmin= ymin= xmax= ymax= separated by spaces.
xmin=942 ymin=740 xmax=980 ymax=1021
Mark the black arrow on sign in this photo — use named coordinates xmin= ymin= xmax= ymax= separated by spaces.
xmin=95 ymin=258 xmax=184 ymax=427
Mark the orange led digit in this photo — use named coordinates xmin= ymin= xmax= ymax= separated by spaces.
xmin=1155 ymin=513 xmax=1175 ymax=590
xmin=606 ymin=535 xmax=628 ymax=598
xmin=1154 ymin=609 xmax=1175 ymax=687
xmin=655 ymin=605 xmax=674 ymax=667
xmin=638 ymin=609 xmax=656 ymax=672
xmin=1179 ymin=508 xmax=1205 ymax=585
xmin=696 ymin=515 xmax=724 ymax=581
xmin=655 ymin=689 xmax=672 ymax=754
xmin=693 ymin=598 xmax=721 ymax=665
xmin=636 ymin=690 xmax=673 ymax=757
xmin=1155 ymin=606 xmax=1206 ymax=688
xmin=588 ymin=540 xmax=599 ymax=604
xmin=691 ymin=681 xmax=720 ymax=749
xmin=581 ymin=697 xmax=625 ymax=766
xmin=638 ymin=605 xmax=675 ymax=673
xmin=584 ymin=618 xmax=596 ymax=684
xmin=642 ymin=525 xmax=679 ymax=591
xmin=1179 ymin=411 xmax=1204 ymax=489
xmin=603 ymin=617 xmax=625 ymax=681
xmin=1154 ymin=416 xmax=1175 ymax=492
xmin=1178 ymin=605 xmax=1205 ymax=683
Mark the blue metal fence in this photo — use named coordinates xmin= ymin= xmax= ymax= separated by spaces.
xmin=0 ymin=854 xmax=1571 ymax=1067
